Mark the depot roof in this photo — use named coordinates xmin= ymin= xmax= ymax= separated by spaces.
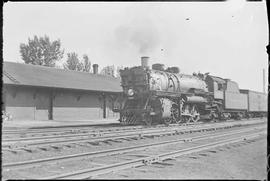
xmin=3 ymin=61 xmax=122 ymax=93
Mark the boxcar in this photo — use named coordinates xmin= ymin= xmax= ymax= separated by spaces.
xmin=224 ymin=91 xmax=248 ymax=110
xmin=240 ymin=89 xmax=267 ymax=114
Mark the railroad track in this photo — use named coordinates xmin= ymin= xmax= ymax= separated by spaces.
xmin=3 ymin=118 xmax=264 ymax=141
xmin=2 ymin=119 xmax=265 ymax=152
xmin=2 ymin=123 xmax=266 ymax=179
xmin=3 ymin=118 xmax=264 ymax=138
xmin=43 ymin=127 xmax=267 ymax=179
xmin=3 ymin=125 xmax=172 ymax=142
xmin=2 ymin=122 xmax=203 ymax=140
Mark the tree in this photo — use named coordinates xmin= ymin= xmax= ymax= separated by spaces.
xmin=20 ymin=35 xmax=64 ymax=67
xmin=63 ymin=53 xmax=91 ymax=72
xmin=63 ymin=52 xmax=81 ymax=71
xmin=81 ymin=54 xmax=91 ymax=72
xmin=100 ymin=65 xmax=116 ymax=77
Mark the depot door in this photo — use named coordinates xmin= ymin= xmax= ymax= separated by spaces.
xmin=34 ymin=91 xmax=50 ymax=120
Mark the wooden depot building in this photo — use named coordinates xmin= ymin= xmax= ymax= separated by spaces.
xmin=2 ymin=62 xmax=122 ymax=121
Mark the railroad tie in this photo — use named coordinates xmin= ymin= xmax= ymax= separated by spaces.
xmin=142 ymin=156 xmax=160 ymax=165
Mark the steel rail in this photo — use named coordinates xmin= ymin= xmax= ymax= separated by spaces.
xmin=44 ymin=131 xmax=265 ymax=179
xmin=2 ymin=122 xmax=203 ymax=136
xmin=3 ymin=121 xmax=196 ymax=135
xmin=2 ymin=126 xmax=198 ymax=146
xmin=3 ymin=123 xmax=170 ymax=137
xmin=3 ymin=125 xmax=266 ymax=171
xmin=2 ymin=122 xmax=203 ymax=139
xmin=2 ymin=123 xmax=207 ymax=141
xmin=3 ymin=119 xmax=265 ymax=143
xmin=2 ymin=120 xmax=261 ymax=149
xmin=3 ymin=120 xmax=217 ymax=142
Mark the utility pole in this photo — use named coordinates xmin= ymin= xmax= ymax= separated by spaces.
xmin=263 ymin=68 xmax=265 ymax=94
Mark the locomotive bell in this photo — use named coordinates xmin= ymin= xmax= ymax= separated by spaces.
xmin=141 ymin=56 xmax=150 ymax=68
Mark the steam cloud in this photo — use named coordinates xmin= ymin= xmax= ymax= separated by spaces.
xmin=114 ymin=17 xmax=161 ymax=54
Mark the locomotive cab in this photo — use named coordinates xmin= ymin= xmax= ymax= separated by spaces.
xmin=205 ymin=75 xmax=249 ymax=119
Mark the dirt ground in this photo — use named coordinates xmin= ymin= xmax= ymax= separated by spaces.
xmin=96 ymin=135 xmax=267 ymax=180
xmin=2 ymin=121 xmax=267 ymax=180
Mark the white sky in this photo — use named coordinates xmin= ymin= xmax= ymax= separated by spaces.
xmin=3 ymin=1 xmax=268 ymax=92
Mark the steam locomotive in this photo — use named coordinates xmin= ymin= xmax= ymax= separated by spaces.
xmin=117 ymin=57 xmax=267 ymax=125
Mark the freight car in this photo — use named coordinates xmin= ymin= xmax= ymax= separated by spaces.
xmin=116 ymin=56 xmax=267 ymax=125
xmin=239 ymin=89 xmax=267 ymax=117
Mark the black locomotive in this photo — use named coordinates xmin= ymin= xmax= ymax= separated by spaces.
xmin=116 ymin=57 xmax=267 ymax=125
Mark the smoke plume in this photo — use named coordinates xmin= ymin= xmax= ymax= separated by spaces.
xmin=114 ymin=7 xmax=161 ymax=54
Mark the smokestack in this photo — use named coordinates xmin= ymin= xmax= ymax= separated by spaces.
xmin=141 ymin=56 xmax=149 ymax=68
xmin=263 ymin=68 xmax=265 ymax=94
xmin=93 ymin=64 xmax=98 ymax=74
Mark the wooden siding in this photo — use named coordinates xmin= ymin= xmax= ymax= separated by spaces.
xmin=53 ymin=91 xmax=103 ymax=120
xmin=3 ymin=85 xmax=120 ymax=121
xmin=5 ymin=86 xmax=49 ymax=120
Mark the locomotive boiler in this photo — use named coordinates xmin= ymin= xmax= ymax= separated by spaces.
xmin=118 ymin=57 xmax=212 ymax=125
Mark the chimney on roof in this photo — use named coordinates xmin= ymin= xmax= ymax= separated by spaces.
xmin=93 ymin=64 xmax=98 ymax=74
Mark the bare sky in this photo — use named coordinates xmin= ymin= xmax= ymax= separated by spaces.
xmin=3 ymin=1 xmax=268 ymax=92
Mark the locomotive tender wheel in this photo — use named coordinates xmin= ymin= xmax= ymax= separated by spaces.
xmin=236 ymin=113 xmax=243 ymax=120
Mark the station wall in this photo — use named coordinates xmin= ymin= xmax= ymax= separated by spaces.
xmin=4 ymin=86 xmax=50 ymax=120
xmin=53 ymin=91 xmax=102 ymax=120
xmin=3 ymin=85 xmax=120 ymax=121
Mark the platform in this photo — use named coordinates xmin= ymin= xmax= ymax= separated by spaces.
xmin=2 ymin=118 xmax=120 ymax=130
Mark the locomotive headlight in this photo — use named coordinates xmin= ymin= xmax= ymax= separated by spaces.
xmin=127 ymin=89 xmax=134 ymax=96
